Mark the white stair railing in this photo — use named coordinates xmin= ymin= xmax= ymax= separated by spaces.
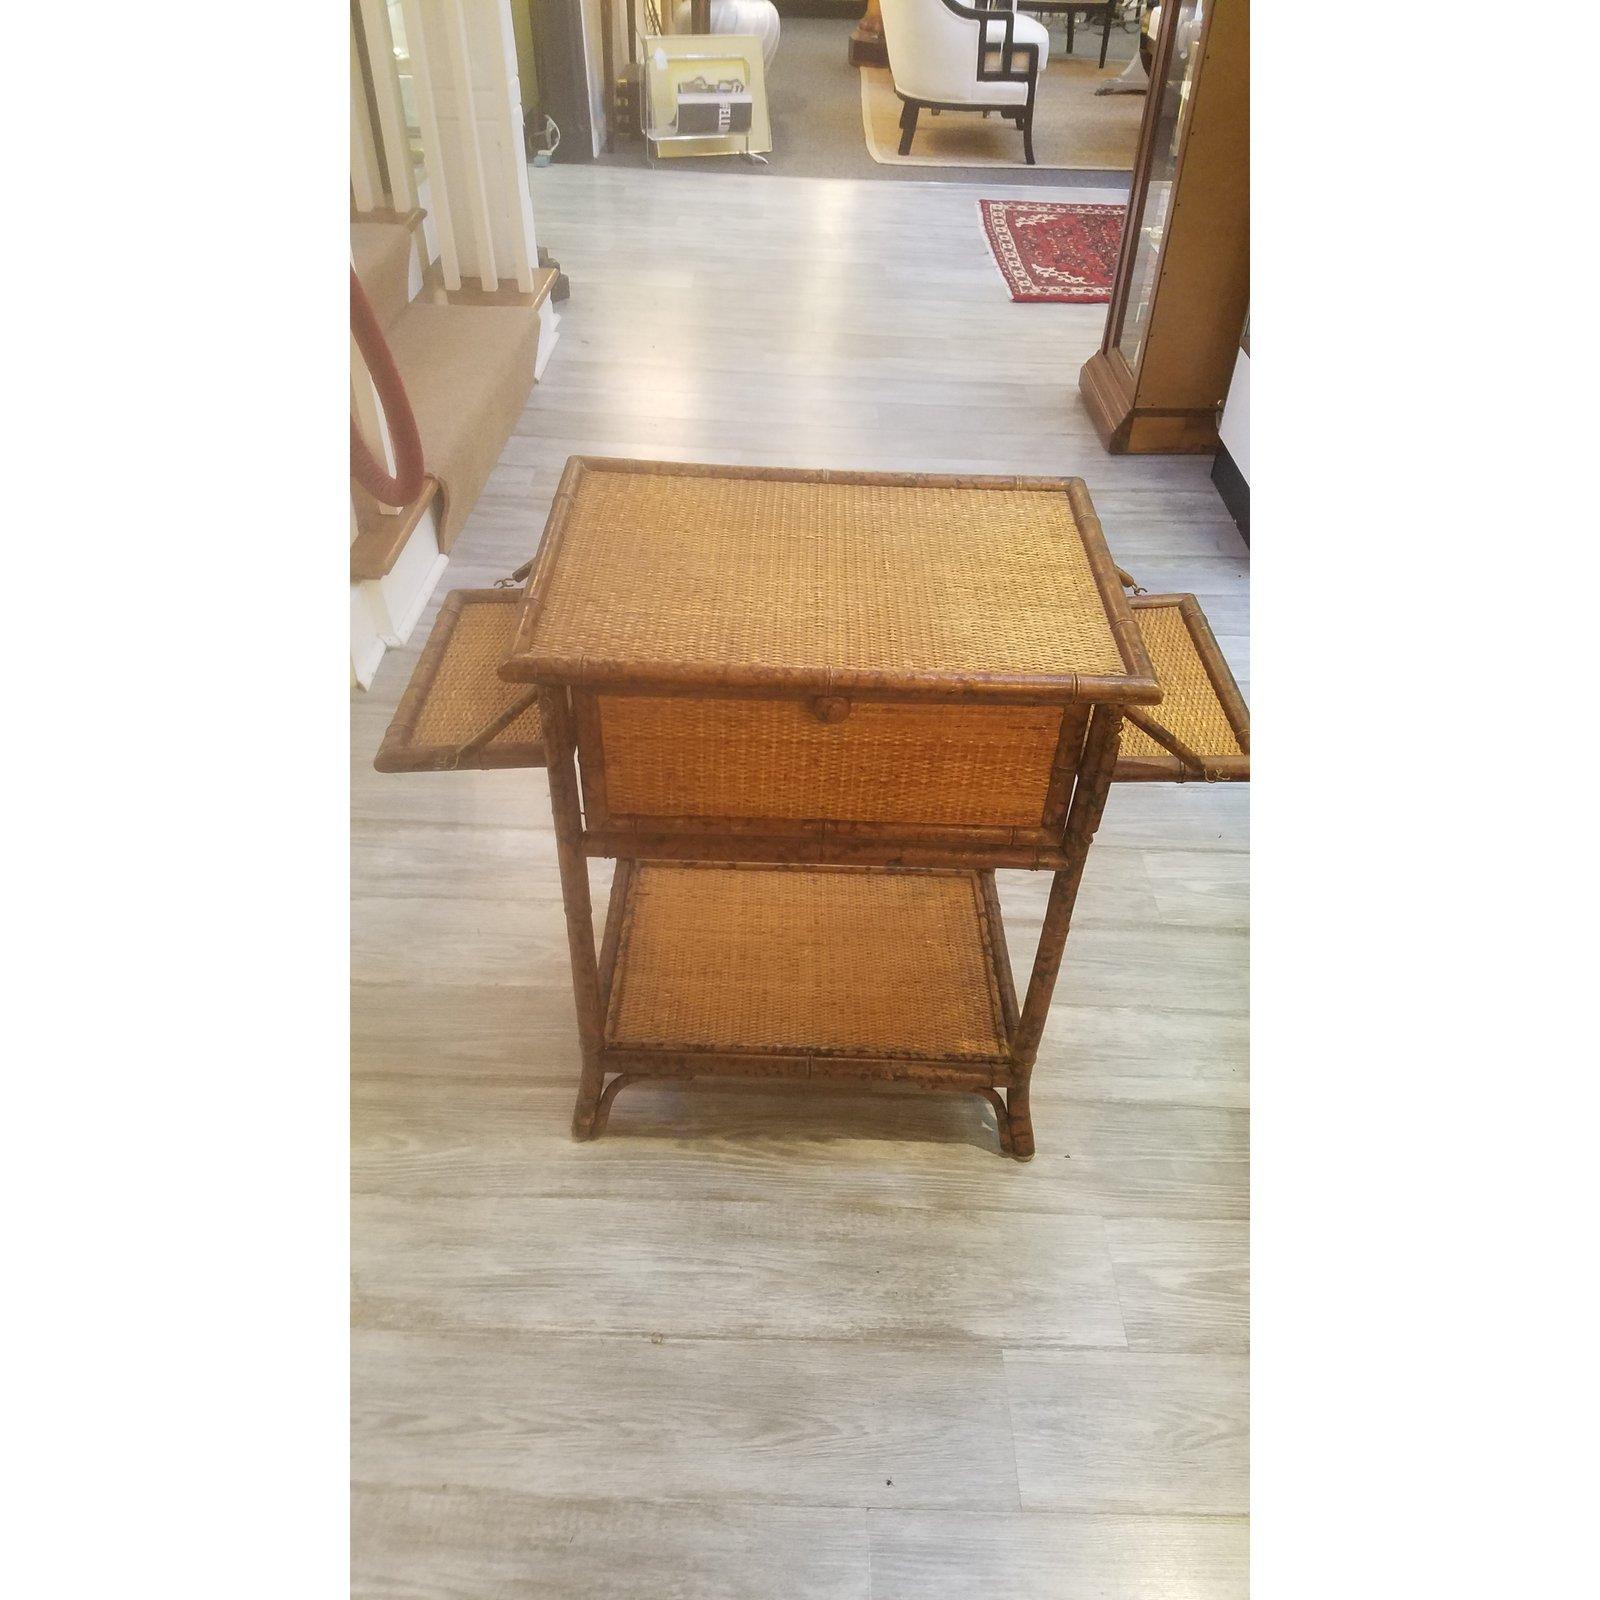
xmin=355 ymin=0 xmax=418 ymax=213
xmin=486 ymin=0 xmax=538 ymax=291
xmin=352 ymin=0 xmax=541 ymax=291
xmin=351 ymin=0 xmax=557 ymax=689
xmin=394 ymin=0 xmax=464 ymax=287
xmin=350 ymin=17 xmax=386 ymax=212
xmin=440 ymin=0 xmax=499 ymax=289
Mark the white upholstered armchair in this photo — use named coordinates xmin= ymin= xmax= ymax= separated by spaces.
xmin=878 ymin=0 xmax=1050 ymax=163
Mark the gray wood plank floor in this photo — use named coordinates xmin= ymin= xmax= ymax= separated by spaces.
xmin=352 ymin=165 xmax=1249 ymax=1598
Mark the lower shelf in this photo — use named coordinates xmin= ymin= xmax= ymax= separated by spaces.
xmin=603 ymin=862 xmax=1012 ymax=1066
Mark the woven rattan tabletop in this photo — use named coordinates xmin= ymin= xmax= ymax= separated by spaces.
xmin=503 ymin=459 xmax=1158 ymax=703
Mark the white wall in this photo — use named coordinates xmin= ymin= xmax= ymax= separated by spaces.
xmin=1218 ymin=345 xmax=1250 ymax=485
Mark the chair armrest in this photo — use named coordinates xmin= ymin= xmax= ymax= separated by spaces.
xmin=939 ymin=0 xmax=1036 ymax=84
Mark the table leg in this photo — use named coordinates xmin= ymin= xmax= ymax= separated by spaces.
xmin=539 ymin=687 xmax=608 ymax=1140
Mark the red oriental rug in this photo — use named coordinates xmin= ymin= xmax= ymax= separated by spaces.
xmin=978 ymin=199 xmax=1125 ymax=304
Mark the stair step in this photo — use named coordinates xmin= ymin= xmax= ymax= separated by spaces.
xmin=351 ymin=475 xmax=441 ymax=583
xmin=382 ymin=301 xmax=542 ymax=554
xmin=417 ymin=263 xmax=562 ymax=312
xmin=351 ymin=215 xmax=418 ymax=332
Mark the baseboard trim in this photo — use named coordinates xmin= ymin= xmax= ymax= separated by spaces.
xmin=350 ymin=497 xmax=450 ymax=687
xmin=388 ymin=551 xmax=450 ymax=644
xmin=1211 ymin=444 xmax=1250 ymax=544
xmin=351 ymin=595 xmax=387 ymax=689
xmin=534 ymin=299 xmax=561 ymax=380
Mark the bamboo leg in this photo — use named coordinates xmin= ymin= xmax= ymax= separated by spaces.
xmin=1010 ymin=707 xmax=1122 ymax=1154
xmin=1007 ymin=1078 xmax=1034 ymax=1161
xmin=978 ymin=1088 xmax=1015 ymax=1157
xmin=539 ymin=687 xmax=608 ymax=1140
xmin=1014 ymin=859 xmax=1092 ymax=1062
xmin=597 ymin=859 xmax=636 ymax=1011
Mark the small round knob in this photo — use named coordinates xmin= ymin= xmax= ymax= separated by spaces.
xmin=811 ymin=696 xmax=852 ymax=724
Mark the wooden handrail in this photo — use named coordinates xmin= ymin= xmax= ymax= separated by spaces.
xmin=349 ymin=267 xmax=425 ymax=507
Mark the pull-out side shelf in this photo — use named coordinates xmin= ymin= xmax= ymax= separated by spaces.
xmin=374 ymin=589 xmax=546 ymax=773
xmin=1116 ymin=594 xmax=1249 ymax=783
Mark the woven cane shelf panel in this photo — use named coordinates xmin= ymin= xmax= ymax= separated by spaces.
xmin=605 ymin=863 xmax=1010 ymax=1062
xmin=1117 ymin=596 xmax=1249 ymax=782
xmin=374 ymin=590 xmax=545 ymax=773
xmin=507 ymin=460 xmax=1157 ymax=702
xmin=595 ymin=694 xmax=1073 ymax=829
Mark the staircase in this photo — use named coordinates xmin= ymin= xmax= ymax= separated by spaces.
xmin=349 ymin=206 xmax=560 ymax=687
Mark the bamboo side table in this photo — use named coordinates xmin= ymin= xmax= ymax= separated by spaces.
xmin=376 ymin=457 xmax=1249 ymax=1158
xmin=499 ymin=458 xmax=1167 ymax=1159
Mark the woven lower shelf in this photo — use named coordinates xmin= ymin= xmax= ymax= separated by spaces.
xmin=603 ymin=862 xmax=1011 ymax=1066
xmin=375 ymin=589 xmax=545 ymax=773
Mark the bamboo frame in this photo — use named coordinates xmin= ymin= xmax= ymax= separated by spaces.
xmin=541 ymin=685 xmax=608 ymax=1139
xmin=374 ymin=590 xmax=546 ymax=773
xmin=501 ymin=458 xmax=1161 ymax=707
xmin=516 ymin=462 xmax=1153 ymax=1158
xmin=1113 ymin=594 xmax=1249 ymax=783
xmin=372 ymin=461 xmax=1249 ymax=1158
xmin=543 ymin=727 xmax=1118 ymax=1157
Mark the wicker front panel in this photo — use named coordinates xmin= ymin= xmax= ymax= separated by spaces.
xmin=606 ymin=863 xmax=1009 ymax=1060
xmin=595 ymin=694 xmax=1071 ymax=829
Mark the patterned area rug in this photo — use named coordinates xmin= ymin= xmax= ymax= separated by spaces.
xmin=978 ymin=199 xmax=1126 ymax=303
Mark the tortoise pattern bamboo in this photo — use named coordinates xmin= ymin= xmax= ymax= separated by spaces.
xmin=374 ymin=458 xmax=1250 ymax=1156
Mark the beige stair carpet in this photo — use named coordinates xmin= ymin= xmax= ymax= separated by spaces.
xmin=382 ymin=303 xmax=541 ymax=553
xmin=351 ymin=218 xmax=415 ymax=331
xmin=860 ymin=59 xmax=1141 ymax=170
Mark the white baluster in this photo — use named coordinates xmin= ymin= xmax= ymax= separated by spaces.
xmin=350 ymin=20 xmax=384 ymax=213
xmin=356 ymin=0 xmax=417 ymax=212
xmin=441 ymin=0 xmax=499 ymax=290
xmin=486 ymin=0 xmax=538 ymax=291
xmin=399 ymin=0 xmax=462 ymax=289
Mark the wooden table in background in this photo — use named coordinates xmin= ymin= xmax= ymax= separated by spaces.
xmin=849 ymin=0 xmax=888 ymax=66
